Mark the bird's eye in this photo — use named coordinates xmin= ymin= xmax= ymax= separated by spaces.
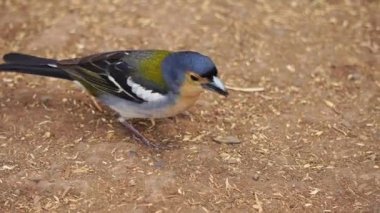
xmin=190 ymin=74 xmax=199 ymax=81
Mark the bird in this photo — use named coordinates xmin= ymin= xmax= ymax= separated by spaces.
xmin=0 ymin=50 xmax=228 ymax=148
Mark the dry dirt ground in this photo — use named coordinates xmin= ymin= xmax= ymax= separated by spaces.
xmin=0 ymin=0 xmax=379 ymax=212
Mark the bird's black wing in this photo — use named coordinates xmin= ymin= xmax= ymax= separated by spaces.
xmin=58 ymin=51 xmax=146 ymax=103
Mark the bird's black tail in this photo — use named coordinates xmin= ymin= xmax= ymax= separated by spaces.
xmin=0 ymin=53 xmax=72 ymax=80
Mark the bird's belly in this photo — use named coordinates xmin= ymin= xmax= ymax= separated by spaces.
xmin=98 ymin=92 xmax=201 ymax=119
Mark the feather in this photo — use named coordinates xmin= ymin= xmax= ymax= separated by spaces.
xmin=127 ymin=77 xmax=165 ymax=102
xmin=3 ymin=53 xmax=57 ymax=65
xmin=0 ymin=53 xmax=71 ymax=80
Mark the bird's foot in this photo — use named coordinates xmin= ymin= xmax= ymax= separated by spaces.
xmin=118 ymin=118 xmax=160 ymax=149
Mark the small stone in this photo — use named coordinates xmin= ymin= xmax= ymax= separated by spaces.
xmin=154 ymin=160 xmax=165 ymax=169
xmin=43 ymin=132 xmax=51 ymax=138
xmin=128 ymin=179 xmax=136 ymax=186
xmin=252 ymin=173 xmax=260 ymax=181
xmin=213 ymin=136 xmax=241 ymax=144
xmin=127 ymin=151 xmax=138 ymax=158
xmin=347 ymin=73 xmax=361 ymax=81
xmin=286 ymin=64 xmax=296 ymax=72
xmin=40 ymin=95 xmax=52 ymax=103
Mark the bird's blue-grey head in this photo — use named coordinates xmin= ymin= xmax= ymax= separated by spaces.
xmin=162 ymin=51 xmax=228 ymax=96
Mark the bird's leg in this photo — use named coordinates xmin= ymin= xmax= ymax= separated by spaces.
xmin=118 ymin=118 xmax=159 ymax=149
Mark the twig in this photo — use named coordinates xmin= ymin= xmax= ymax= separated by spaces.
xmin=252 ymin=193 xmax=263 ymax=213
xmin=226 ymin=85 xmax=265 ymax=92
xmin=332 ymin=124 xmax=348 ymax=136
xmin=324 ymin=100 xmax=340 ymax=114
xmin=90 ymin=96 xmax=103 ymax=112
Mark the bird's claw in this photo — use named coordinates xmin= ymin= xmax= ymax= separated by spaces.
xmin=131 ymin=134 xmax=160 ymax=149
xmin=119 ymin=118 xmax=162 ymax=149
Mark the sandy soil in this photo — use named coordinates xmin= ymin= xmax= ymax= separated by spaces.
xmin=0 ymin=0 xmax=379 ymax=212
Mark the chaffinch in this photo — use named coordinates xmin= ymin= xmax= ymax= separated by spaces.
xmin=0 ymin=50 xmax=228 ymax=148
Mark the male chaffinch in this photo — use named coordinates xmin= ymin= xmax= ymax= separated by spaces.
xmin=0 ymin=50 xmax=228 ymax=148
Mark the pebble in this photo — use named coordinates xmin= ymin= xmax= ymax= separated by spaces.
xmin=252 ymin=173 xmax=260 ymax=181
xmin=128 ymin=179 xmax=136 ymax=186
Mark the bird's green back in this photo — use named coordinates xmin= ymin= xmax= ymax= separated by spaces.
xmin=126 ymin=50 xmax=172 ymax=93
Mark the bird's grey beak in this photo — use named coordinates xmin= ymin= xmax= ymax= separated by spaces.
xmin=202 ymin=76 xmax=229 ymax=96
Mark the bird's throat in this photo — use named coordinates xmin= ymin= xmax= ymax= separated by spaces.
xmin=165 ymin=83 xmax=202 ymax=117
